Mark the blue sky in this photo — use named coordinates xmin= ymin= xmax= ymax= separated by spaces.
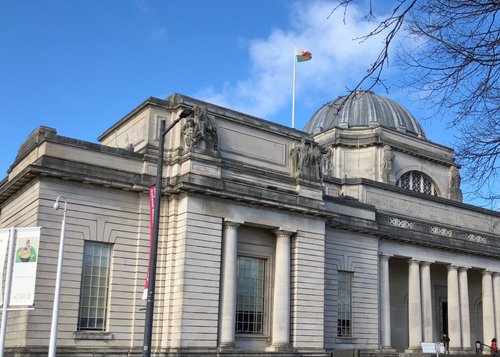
xmin=3 ymin=0 xmax=486 ymax=206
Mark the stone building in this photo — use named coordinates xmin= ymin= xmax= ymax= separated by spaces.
xmin=0 ymin=91 xmax=498 ymax=356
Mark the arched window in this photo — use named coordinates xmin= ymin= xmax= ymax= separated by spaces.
xmin=397 ymin=171 xmax=439 ymax=196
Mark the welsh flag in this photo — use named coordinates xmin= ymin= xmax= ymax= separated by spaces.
xmin=296 ymin=49 xmax=312 ymax=62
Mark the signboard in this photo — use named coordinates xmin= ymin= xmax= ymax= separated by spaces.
xmin=421 ymin=342 xmax=443 ymax=354
xmin=421 ymin=342 xmax=437 ymax=353
xmin=10 ymin=227 xmax=40 ymax=306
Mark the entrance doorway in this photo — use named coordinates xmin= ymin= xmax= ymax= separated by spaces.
xmin=442 ymin=301 xmax=448 ymax=335
xmin=435 ymin=285 xmax=448 ymax=339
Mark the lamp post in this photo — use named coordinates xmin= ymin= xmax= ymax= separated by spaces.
xmin=143 ymin=108 xmax=193 ymax=357
xmin=48 ymin=195 xmax=67 ymax=357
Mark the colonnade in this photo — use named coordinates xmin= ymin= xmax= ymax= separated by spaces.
xmin=380 ymin=254 xmax=500 ymax=353
xmin=219 ymin=221 xmax=293 ymax=351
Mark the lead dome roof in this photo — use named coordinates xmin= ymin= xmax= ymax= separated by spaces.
xmin=303 ymin=91 xmax=426 ymax=139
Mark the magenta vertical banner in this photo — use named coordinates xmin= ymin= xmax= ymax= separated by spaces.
xmin=142 ymin=185 xmax=156 ymax=299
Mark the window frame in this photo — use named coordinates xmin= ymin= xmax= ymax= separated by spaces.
xmin=234 ymin=227 xmax=275 ymax=343
xmin=235 ymin=255 xmax=267 ymax=336
xmin=397 ymin=171 xmax=439 ymax=196
xmin=77 ymin=241 xmax=112 ymax=332
xmin=337 ymin=270 xmax=353 ymax=338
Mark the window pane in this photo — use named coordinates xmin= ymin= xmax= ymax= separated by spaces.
xmin=235 ymin=256 xmax=265 ymax=335
xmin=423 ymin=177 xmax=432 ymax=194
xmin=78 ymin=241 xmax=111 ymax=331
xmin=400 ymin=172 xmax=411 ymax=190
xmin=412 ymin=172 xmax=421 ymax=191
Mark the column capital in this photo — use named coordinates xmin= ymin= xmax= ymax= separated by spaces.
xmin=223 ymin=220 xmax=241 ymax=229
xmin=407 ymin=258 xmax=421 ymax=265
xmin=481 ymin=269 xmax=493 ymax=276
xmin=447 ymin=264 xmax=459 ymax=271
xmin=492 ymin=271 xmax=500 ymax=277
xmin=420 ymin=261 xmax=432 ymax=267
xmin=379 ymin=253 xmax=393 ymax=260
xmin=272 ymin=229 xmax=294 ymax=239
xmin=458 ymin=266 xmax=471 ymax=272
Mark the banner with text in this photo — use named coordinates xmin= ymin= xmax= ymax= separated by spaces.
xmin=143 ymin=185 xmax=156 ymax=300
xmin=10 ymin=227 xmax=40 ymax=306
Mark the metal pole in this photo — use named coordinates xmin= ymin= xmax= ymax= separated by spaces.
xmin=142 ymin=119 xmax=165 ymax=357
xmin=48 ymin=196 xmax=67 ymax=357
xmin=0 ymin=227 xmax=16 ymax=357
xmin=142 ymin=108 xmax=192 ymax=357
xmin=292 ymin=45 xmax=297 ymax=129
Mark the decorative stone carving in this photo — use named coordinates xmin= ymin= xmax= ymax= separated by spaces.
xmin=381 ymin=145 xmax=394 ymax=183
xmin=430 ymin=226 xmax=453 ymax=237
xmin=467 ymin=233 xmax=487 ymax=244
xmin=290 ymin=138 xmax=322 ymax=179
xmin=322 ymin=146 xmax=334 ymax=177
xmin=389 ymin=217 xmax=414 ymax=229
xmin=182 ymin=105 xmax=218 ymax=151
xmin=448 ymin=165 xmax=463 ymax=201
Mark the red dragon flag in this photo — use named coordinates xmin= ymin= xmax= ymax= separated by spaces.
xmin=295 ymin=49 xmax=312 ymax=62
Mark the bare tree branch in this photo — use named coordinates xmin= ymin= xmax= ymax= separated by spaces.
xmin=330 ymin=0 xmax=500 ymax=207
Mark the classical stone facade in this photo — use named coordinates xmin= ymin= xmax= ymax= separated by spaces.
xmin=0 ymin=91 xmax=498 ymax=356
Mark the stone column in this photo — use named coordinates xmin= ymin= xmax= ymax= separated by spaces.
xmin=481 ymin=270 xmax=495 ymax=349
xmin=219 ymin=221 xmax=240 ymax=349
xmin=493 ymin=273 xmax=500 ymax=344
xmin=270 ymin=230 xmax=293 ymax=351
xmin=421 ymin=261 xmax=434 ymax=342
xmin=447 ymin=265 xmax=461 ymax=352
xmin=407 ymin=259 xmax=422 ymax=352
xmin=459 ymin=267 xmax=471 ymax=351
xmin=380 ymin=254 xmax=392 ymax=349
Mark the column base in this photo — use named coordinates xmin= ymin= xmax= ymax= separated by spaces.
xmin=404 ymin=347 xmax=422 ymax=353
xmin=381 ymin=347 xmax=397 ymax=352
xmin=266 ymin=344 xmax=294 ymax=352
xmin=218 ymin=343 xmax=240 ymax=352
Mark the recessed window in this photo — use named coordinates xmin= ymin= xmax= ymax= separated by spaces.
xmin=337 ymin=271 xmax=353 ymax=337
xmin=397 ymin=171 xmax=439 ymax=196
xmin=235 ymin=256 xmax=265 ymax=335
xmin=78 ymin=241 xmax=111 ymax=331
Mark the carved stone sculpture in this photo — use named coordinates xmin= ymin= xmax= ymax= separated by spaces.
xmin=382 ymin=145 xmax=394 ymax=183
xmin=182 ymin=105 xmax=218 ymax=151
xmin=322 ymin=146 xmax=334 ymax=177
xmin=290 ymin=138 xmax=322 ymax=179
xmin=448 ymin=165 xmax=463 ymax=201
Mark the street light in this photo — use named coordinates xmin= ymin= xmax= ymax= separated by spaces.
xmin=48 ymin=195 xmax=67 ymax=357
xmin=143 ymin=108 xmax=193 ymax=357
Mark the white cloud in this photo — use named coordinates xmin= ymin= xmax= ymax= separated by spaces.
xmin=196 ymin=1 xmax=391 ymax=121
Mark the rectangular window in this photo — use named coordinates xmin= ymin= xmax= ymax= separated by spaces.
xmin=235 ymin=256 xmax=265 ymax=335
xmin=78 ymin=241 xmax=111 ymax=331
xmin=337 ymin=271 xmax=353 ymax=337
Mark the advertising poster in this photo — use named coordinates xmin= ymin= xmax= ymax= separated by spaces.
xmin=0 ymin=229 xmax=9 ymax=304
xmin=10 ymin=227 xmax=41 ymax=306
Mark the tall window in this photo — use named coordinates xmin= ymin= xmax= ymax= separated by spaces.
xmin=78 ymin=241 xmax=111 ymax=331
xmin=397 ymin=171 xmax=439 ymax=196
xmin=337 ymin=271 xmax=353 ymax=337
xmin=235 ymin=256 xmax=265 ymax=335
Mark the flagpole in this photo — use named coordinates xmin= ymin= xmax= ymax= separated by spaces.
xmin=292 ymin=46 xmax=296 ymax=129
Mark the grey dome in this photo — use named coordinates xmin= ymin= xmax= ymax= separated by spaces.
xmin=303 ymin=91 xmax=426 ymax=139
